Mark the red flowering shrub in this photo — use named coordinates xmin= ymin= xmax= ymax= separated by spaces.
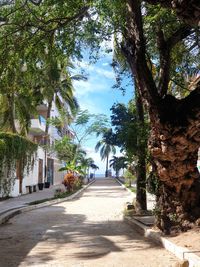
xmin=63 ymin=172 xmax=77 ymax=192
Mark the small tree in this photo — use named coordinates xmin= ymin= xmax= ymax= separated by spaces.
xmin=71 ymin=110 xmax=109 ymax=146
xmin=95 ymin=128 xmax=117 ymax=177
xmin=110 ymin=100 xmax=149 ymax=211
xmin=110 ymin=156 xmax=128 ymax=178
xmin=124 ymin=169 xmax=136 ymax=188
xmin=90 ymin=163 xmax=99 ymax=178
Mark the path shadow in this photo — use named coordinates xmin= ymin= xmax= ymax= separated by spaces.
xmin=0 ymin=202 xmax=162 ymax=267
xmin=0 ymin=178 xmax=162 ymax=266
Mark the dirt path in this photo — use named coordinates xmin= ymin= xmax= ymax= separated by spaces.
xmin=0 ymin=178 xmax=177 ymax=267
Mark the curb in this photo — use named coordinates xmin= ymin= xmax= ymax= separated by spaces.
xmin=116 ymin=178 xmax=200 ymax=266
xmin=115 ymin=178 xmax=136 ymax=196
xmin=124 ymin=214 xmax=200 ymax=267
xmin=0 ymin=179 xmax=95 ymax=225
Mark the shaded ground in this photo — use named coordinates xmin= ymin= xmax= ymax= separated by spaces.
xmin=0 ymin=178 xmax=177 ymax=267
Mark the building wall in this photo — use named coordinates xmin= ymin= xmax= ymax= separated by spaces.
xmin=8 ymin=147 xmax=45 ymax=197
xmin=1 ymin=100 xmax=67 ymax=197
xmin=22 ymin=147 xmax=45 ymax=192
xmin=54 ymin=158 xmax=65 ymax=185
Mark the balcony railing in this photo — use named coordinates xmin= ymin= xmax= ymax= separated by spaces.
xmin=36 ymin=103 xmax=48 ymax=118
xmin=29 ymin=116 xmax=46 ymax=136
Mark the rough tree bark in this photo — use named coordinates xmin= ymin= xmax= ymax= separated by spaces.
xmin=150 ymin=86 xmax=200 ymax=233
xmin=123 ymin=0 xmax=200 ymax=233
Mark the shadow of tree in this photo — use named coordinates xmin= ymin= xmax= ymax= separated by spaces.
xmin=0 ymin=203 xmax=161 ymax=267
xmin=0 ymin=178 xmax=165 ymax=267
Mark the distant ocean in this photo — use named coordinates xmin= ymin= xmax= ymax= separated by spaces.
xmin=95 ymin=174 xmax=105 ymax=178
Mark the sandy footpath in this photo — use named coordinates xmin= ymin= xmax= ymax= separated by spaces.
xmin=0 ymin=178 xmax=177 ymax=267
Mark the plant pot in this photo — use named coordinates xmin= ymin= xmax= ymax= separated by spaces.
xmin=33 ymin=185 xmax=37 ymax=192
xmin=28 ymin=186 xmax=32 ymax=194
xmin=38 ymin=183 xmax=44 ymax=190
xmin=44 ymin=182 xmax=50 ymax=188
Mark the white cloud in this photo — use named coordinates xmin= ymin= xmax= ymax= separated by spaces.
xmin=73 ymin=65 xmax=115 ymax=100
xmin=95 ymin=68 xmax=115 ymax=79
xmin=75 ymin=96 xmax=103 ymax=114
xmin=73 ymin=77 xmax=108 ymax=97
xmin=102 ymin=62 xmax=109 ymax=66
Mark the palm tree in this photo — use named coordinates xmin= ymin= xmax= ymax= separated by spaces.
xmin=78 ymin=156 xmax=94 ymax=178
xmin=41 ymin=56 xmax=80 ymax=136
xmin=38 ymin=50 xmax=85 ymax=183
xmin=90 ymin=163 xmax=99 ymax=178
xmin=109 ymin=156 xmax=128 ymax=178
xmin=95 ymin=129 xmax=116 ymax=177
xmin=0 ymin=56 xmax=40 ymax=135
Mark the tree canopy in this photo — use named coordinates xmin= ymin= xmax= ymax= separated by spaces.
xmin=0 ymin=0 xmax=199 ymax=232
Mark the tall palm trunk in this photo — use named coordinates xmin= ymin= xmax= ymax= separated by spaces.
xmin=105 ymin=154 xmax=109 ymax=177
xmin=135 ymin=89 xmax=147 ymax=211
xmin=44 ymin=100 xmax=53 ymax=182
xmin=45 ymin=100 xmax=53 ymax=137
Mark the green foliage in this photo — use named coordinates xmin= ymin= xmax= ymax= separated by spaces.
xmin=0 ymin=1 xmax=85 ymax=135
xmin=54 ymin=189 xmax=74 ymax=199
xmin=59 ymin=162 xmax=85 ymax=176
xmin=146 ymin=171 xmax=160 ymax=196
xmin=124 ymin=169 xmax=136 ymax=187
xmin=90 ymin=163 xmax=99 ymax=171
xmin=143 ymin=2 xmax=200 ymax=97
xmin=110 ymin=101 xmax=149 ymax=160
xmin=72 ymin=110 xmax=109 ymax=145
xmin=54 ymin=136 xmax=77 ymax=162
xmin=0 ymin=0 xmax=198 ymax=104
xmin=95 ymin=128 xmax=116 ymax=161
xmin=109 ymin=156 xmax=128 ymax=177
xmin=95 ymin=128 xmax=116 ymax=176
xmin=54 ymin=184 xmax=82 ymax=199
xmin=0 ymin=132 xmax=37 ymax=196
xmin=0 ymin=52 xmax=41 ymax=134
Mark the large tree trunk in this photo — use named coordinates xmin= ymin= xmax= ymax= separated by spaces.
xmin=135 ymin=89 xmax=147 ymax=211
xmin=123 ymin=0 xmax=200 ymax=233
xmin=149 ymin=89 xmax=200 ymax=234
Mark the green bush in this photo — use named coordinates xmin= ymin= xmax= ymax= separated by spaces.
xmin=124 ymin=170 xmax=136 ymax=187
xmin=0 ymin=132 xmax=37 ymax=196
xmin=146 ymin=171 xmax=160 ymax=195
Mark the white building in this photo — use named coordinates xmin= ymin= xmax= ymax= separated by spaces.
xmin=9 ymin=102 xmax=68 ymax=197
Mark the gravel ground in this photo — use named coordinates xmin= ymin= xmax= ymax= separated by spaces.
xmin=0 ymin=178 xmax=177 ymax=267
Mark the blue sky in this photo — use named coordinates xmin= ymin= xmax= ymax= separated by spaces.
xmin=73 ymin=51 xmax=134 ymax=174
